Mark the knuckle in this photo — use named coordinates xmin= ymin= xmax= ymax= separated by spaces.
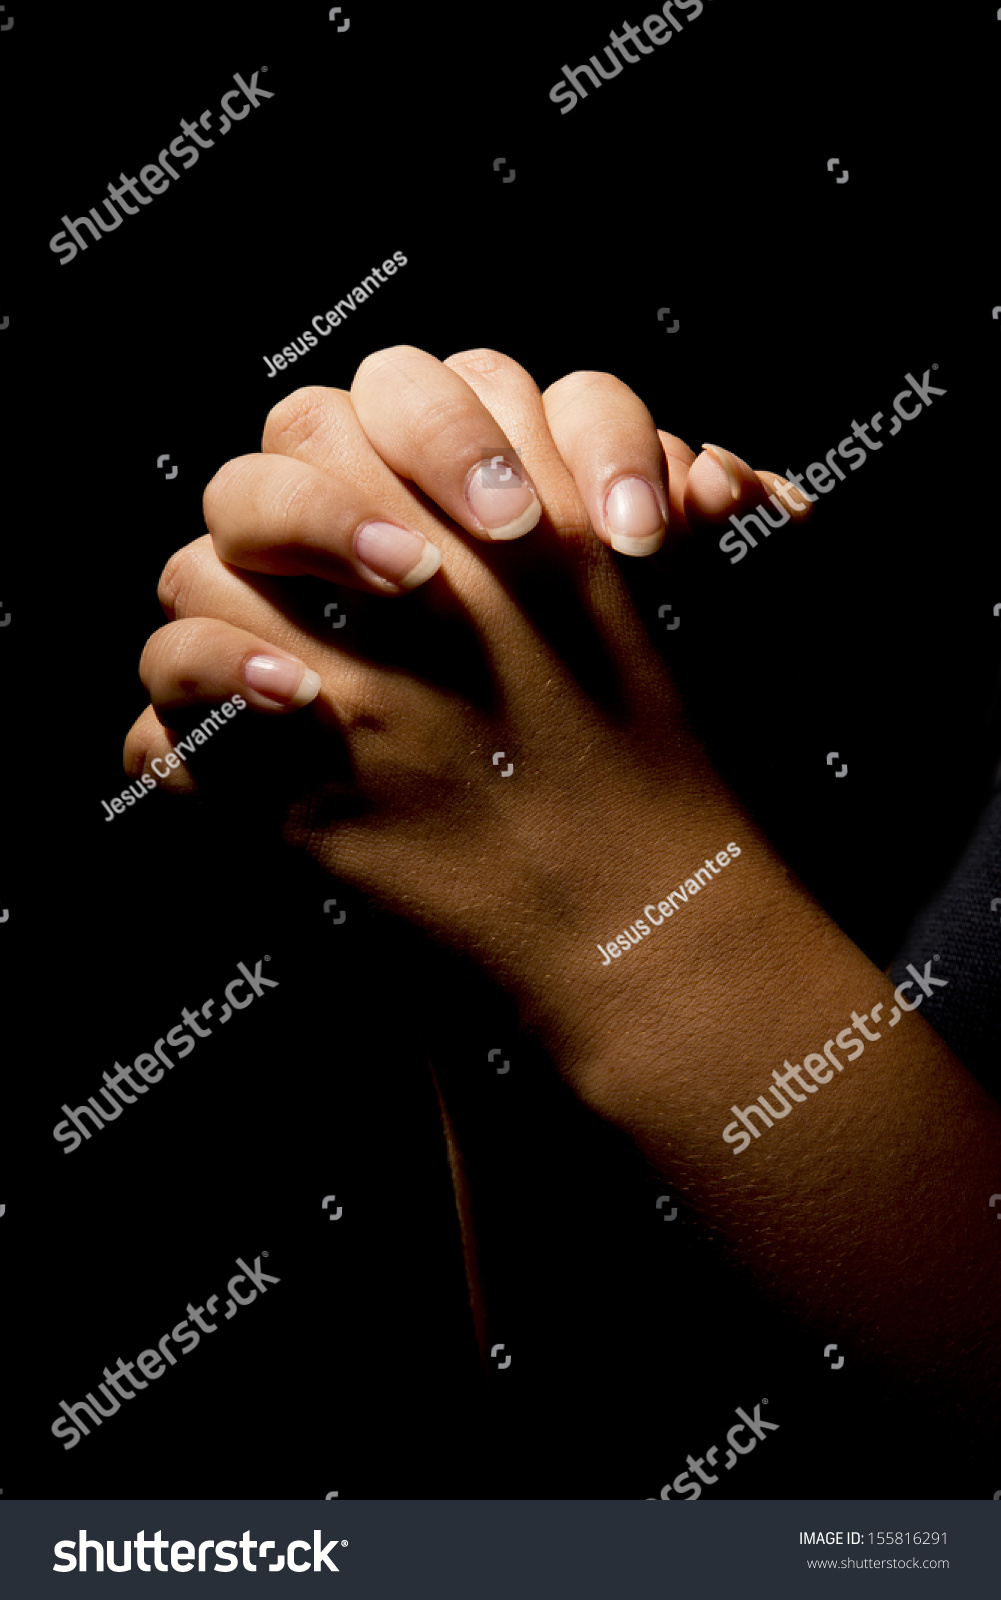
xmin=156 ymin=540 xmax=202 ymax=619
xmin=137 ymin=624 xmax=169 ymax=688
xmin=443 ymin=346 xmax=517 ymax=381
xmin=202 ymin=454 xmax=247 ymax=532
xmin=122 ymin=728 xmax=146 ymax=778
xmin=138 ymin=619 xmax=206 ymax=690
xmin=353 ymin=343 xmax=427 ymax=378
xmin=276 ymin=464 xmax=326 ymax=543
xmin=122 ymin=707 xmax=160 ymax=778
xmin=262 ymin=385 xmax=335 ymax=455
xmin=351 ymin=344 xmax=429 ymax=395
xmin=543 ymin=369 xmax=619 ymax=423
xmin=408 ymin=393 xmax=483 ymax=458
xmin=156 ymin=549 xmax=186 ymax=618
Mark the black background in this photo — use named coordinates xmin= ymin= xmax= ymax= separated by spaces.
xmin=3 ymin=1 xmax=999 ymax=1501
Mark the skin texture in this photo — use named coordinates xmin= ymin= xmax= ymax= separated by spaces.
xmin=124 ymin=346 xmax=1001 ymax=1447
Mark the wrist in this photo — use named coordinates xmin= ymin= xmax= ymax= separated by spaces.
xmin=506 ymin=770 xmax=811 ymax=1113
xmin=511 ymin=787 xmax=850 ymax=1126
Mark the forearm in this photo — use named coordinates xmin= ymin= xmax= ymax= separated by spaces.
xmin=510 ymin=765 xmax=1001 ymax=1431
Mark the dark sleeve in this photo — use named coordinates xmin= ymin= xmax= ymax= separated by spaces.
xmin=888 ymin=782 xmax=1001 ymax=1092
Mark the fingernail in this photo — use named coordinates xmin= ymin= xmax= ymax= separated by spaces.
xmin=244 ymin=654 xmax=322 ymax=707
xmin=465 ymin=455 xmax=541 ymax=539
xmin=701 ymin=443 xmax=743 ymax=502
xmin=604 ymin=476 xmax=666 ymax=555
xmin=354 ymin=520 xmax=442 ymax=589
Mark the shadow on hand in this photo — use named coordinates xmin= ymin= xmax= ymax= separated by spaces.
xmin=153 ymin=511 xmax=709 ymax=834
